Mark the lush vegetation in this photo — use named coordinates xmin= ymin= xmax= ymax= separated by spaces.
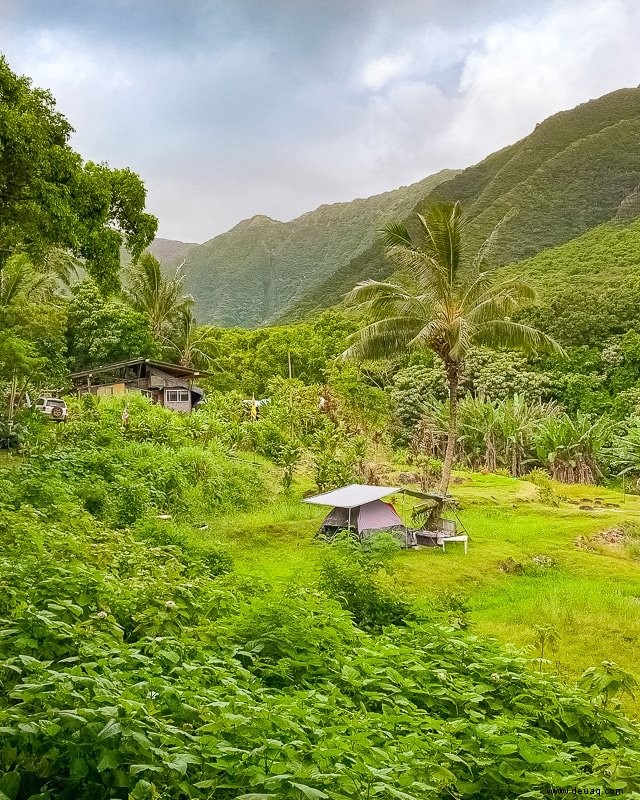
xmin=1 ymin=403 xmax=640 ymax=799
xmin=3 ymin=52 xmax=640 ymax=800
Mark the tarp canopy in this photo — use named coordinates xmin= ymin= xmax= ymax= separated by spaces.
xmin=304 ymin=484 xmax=401 ymax=509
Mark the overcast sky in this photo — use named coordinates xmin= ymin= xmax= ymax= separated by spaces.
xmin=2 ymin=0 xmax=640 ymax=242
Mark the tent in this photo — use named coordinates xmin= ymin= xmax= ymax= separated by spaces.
xmin=303 ymin=484 xmax=408 ymax=543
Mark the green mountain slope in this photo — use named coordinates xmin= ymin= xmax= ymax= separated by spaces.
xmin=284 ymin=88 xmax=640 ymax=322
xmin=503 ymin=216 xmax=640 ymax=346
xmin=147 ymin=237 xmax=198 ymax=270
xmin=175 ymin=170 xmax=457 ymax=327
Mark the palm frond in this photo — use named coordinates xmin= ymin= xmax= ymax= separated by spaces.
xmin=467 ymin=279 xmax=539 ymax=323
xmin=379 ymin=222 xmax=416 ymax=252
xmin=417 ymin=201 xmax=464 ymax=286
xmin=126 ymin=252 xmax=191 ymax=337
xmin=472 ymin=207 xmax=519 ymax=271
xmin=0 ymin=255 xmax=49 ymax=309
xmin=343 ymin=279 xmax=430 ymax=320
xmin=474 ymin=319 xmax=567 ymax=358
xmin=341 ymin=316 xmax=423 ymax=361
xmin=408 ymin=319 xmax=445 ymax=349
xmin=458 ymin=270 xmax=497 ymax=310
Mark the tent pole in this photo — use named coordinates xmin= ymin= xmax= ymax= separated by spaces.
xmin=402 ymin=490 xmax=408 ymax=545
xmin=348 ymin=507 xmax=352 ymax=536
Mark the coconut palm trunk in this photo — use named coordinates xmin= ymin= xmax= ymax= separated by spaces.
xmin=440 ymin=360 xmax=459 ymax=494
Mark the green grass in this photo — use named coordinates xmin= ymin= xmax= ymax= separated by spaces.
xmin=201 ymin=470 xmax=640 ymax=713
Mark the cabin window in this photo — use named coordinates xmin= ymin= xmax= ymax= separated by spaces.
xmin=165 ymin=389 xmax=189 ymax=403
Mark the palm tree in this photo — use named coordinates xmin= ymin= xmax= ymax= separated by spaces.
xmin=126 ymin=253 xmax=192 ymax=339
xmin=163 ymin=307 xmax=218 ymax=370
xmin=0 ymin=254 xmax=47 ymax=311
xmin=342 ymin=201 xmax=565 ymax=494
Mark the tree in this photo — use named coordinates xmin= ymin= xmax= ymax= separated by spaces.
xmin=163 ymin=307 xmax=216 ymax=370
xmin=66 ymin=280 xmax=158 ymax=370
xmin=0 ymin=254 xmax=68 ymax=421
xmin=0 ymin=55 xmax=157 ymax=291
xmin=126 ymin=253 xmax=191 ymax=340
xmin=342 ymin=202 xmax=564 ymax=493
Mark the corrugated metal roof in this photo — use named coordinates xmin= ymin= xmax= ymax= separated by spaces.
xmin=303 ymin=484 xmax=401 ymax=509
xmin=70 ymin=358 xmax=205 ymax=380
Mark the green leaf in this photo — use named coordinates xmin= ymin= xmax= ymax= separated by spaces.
xmin=0 ymin=773 xmax=20 ymax=800
xmin=291 ymin=785 xmax=328 ymax=800
xmin=98 ymin=719 xmax=122 ymax=739
xmin=517 ymin=741 xmax=553 ymax=765
xmin=70 ymin=758 xmax=89 ymax=780
xmin=386 ymin=789 xmax=419 ymax=800
xmin=128 ymin=780 xmax=155 ymax=800
xmin=234 ymin=795 xmax=277 ymax=799
xmin=97 ymin=750 xmax=120 ymax=772
xmin=130 ymin=764 xmax=162 ymax=775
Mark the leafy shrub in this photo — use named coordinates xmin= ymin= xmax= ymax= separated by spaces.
xmin=17 ymin=398 xmax=265 ymax=525
xmin=527 ymin=468 xmax=560 ymax=505
xmin=134 ymin=518 xmax=233 ymax=577
xmin=319 ymin=534 xmax=413 ymax=631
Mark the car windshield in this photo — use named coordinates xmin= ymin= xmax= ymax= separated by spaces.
xmin=45 ymin=399 xmax=65 ymax=407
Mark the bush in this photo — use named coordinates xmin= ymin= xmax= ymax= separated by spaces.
xmin=18 ymin=398 xmax=265 ymax=525
xmin=134 ymin=518 xmax=233 ymax=577
xmin=319 ymin=533 xmax=413 ymax=631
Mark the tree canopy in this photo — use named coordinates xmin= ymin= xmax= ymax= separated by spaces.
xmin=0 ymin=54 xmax=157 ymax=291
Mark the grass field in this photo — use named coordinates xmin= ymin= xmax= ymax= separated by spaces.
xmin=200 ymin=469 xmax=640 ymax=713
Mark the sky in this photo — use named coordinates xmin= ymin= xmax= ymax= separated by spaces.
xmin=2 ymin=0 xmax=640 ymax=242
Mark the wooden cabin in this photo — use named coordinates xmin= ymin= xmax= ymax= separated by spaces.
xmin=70 ymin=358 xmax=204 ymax=413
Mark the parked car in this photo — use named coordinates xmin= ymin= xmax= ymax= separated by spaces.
xmin=35 ymin=397 xmax=68 ymax=421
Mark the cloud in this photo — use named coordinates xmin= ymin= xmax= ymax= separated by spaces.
xmin=1 ymin=0 xmax=639 ymax=241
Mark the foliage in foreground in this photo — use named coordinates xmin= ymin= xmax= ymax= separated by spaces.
xmin=11 ymin=395 xmax=263 ymax=527
xmin=1 ymin=440 xmax=640 ymax=799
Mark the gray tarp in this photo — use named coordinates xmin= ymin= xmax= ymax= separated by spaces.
xmin=305 ymin=484 xmax=400 ymax=509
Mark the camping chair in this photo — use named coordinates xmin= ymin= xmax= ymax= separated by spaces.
xmin=435 ymin=517 xmax=468 ymax=555
xmin=410 ymin=494 xmax=469 ymax=554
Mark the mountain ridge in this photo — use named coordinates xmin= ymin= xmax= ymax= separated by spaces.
xmin=281 ymin=87 xmax=640 ymax=322
xmin=149 ymin=87 xmax=640 ymax=328
xmin=155 ymin=169 xmax=458 ymax=326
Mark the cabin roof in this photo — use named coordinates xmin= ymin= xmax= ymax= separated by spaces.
xmin=70 ymin=358 xmax=204 ymax=380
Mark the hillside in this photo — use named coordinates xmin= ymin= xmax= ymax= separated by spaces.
xmin=147 ymin=237 xmax=197 ymax=269
xmin=283 ymin=87 xmax=640 ymax=321
xmin=171 ymin=170 xmax=457 ymax=327
xmin=503 ymin=217 xmax=640 ymax=346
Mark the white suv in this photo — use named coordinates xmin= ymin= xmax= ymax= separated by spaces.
xmin=35 ymin=397 xmax=68 ymax=422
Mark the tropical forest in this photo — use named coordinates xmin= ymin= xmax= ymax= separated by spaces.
xmin=2 ymin=27 xmax=640 ymax=800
